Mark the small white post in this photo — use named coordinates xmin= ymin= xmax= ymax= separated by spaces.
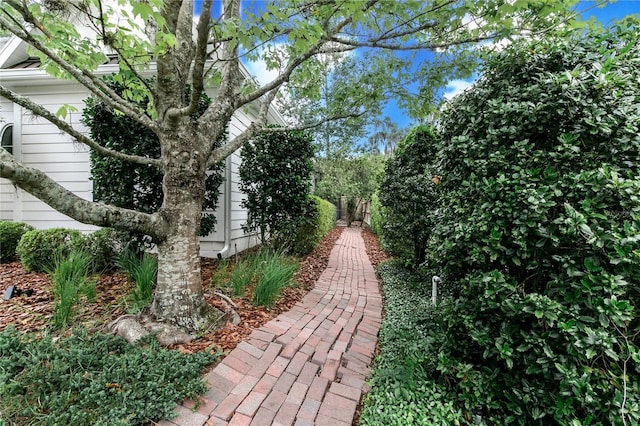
xmin=432 ymin=276 xmax=441 ymax=306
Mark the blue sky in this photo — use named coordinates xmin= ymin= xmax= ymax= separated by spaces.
xmin=392 ymin=0 xmax=640 ymax=129
xmin=195 ymin=1 xmax=639 ymax=132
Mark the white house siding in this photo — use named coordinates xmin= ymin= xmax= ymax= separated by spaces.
xmin=0 ymin=98 xmax=14 ymax=220
xmin=0 ymin=84 xmax=99 ymax=231
xmin=199 ymin=109 xmax=261 ymax=257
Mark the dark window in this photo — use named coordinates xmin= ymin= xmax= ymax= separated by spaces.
xmin=1 ymin=124 xmax=12 ymax=154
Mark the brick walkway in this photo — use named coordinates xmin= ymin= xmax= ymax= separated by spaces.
xmin=158 ymin=227 xmax=382 ymax=426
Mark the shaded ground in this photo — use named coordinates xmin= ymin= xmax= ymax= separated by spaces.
xmin=361 ymin=226 xmax=390 ymax=268
xmin=0 ymin=227 xmax=344 ymax=354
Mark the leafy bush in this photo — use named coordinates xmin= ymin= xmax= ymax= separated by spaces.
xmin=16 ymin=228 xmax=85 ymax=272
xmin=360 ymin=262 xmax=466 ymax=425
xmin=239 ymin=127 xmax=315 ymax=251
xmin=49 ymin=249 xmax=95 ymax=329
xmin=378 ymin=125 xmax=440 ymax=266
xmin=252 ymin=250 xmax=298 ymax=308
xmin=0 ymin=221 xmax=33 ymax=262
xmin=83 ymin=228 xmax=132 ymax=272
xmin=0 ymin=327 xmax=219 ymax=425
xmin=292 ymin=195 xmax=336 ymax=255
xmin=368 ymin=192 xmax=383 ymax=236
xmin=83 ymin=79 xmax=224 ymax=238
xmin=419 ymin=22 xmax=640 ymax=424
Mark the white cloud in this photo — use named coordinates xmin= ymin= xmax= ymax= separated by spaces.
xmin=244 ymin=55 xmax=282 ymax=86
xmin=444 ymin=79 xmax=473 ymax=100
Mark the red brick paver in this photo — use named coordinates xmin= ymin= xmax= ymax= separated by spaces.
xmin=163 ymin=227 xmax=382 ymax=426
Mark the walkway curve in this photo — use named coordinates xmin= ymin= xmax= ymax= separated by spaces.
xmin=158 ymin=227 xmax=382 ymax=426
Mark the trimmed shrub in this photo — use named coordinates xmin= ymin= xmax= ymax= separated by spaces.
xmin=293 ymin=195 xmax=336 ymax=255
xmin=423 ymin=23 xmax=640 ymax=424
xmin=378 ymin=125 xmax=440 ymax=266
xmin=16 ymin=228 xmax=85 ymax=272
xmin=0 ymin=221 xmax=33 ymax=262
xmin=368 ymin=192 xmax=383 ymax=235
xmin=239 ymin=127 xmax=315 ymax=251
xmin=83 ymin=228 xmax=132 ymax=272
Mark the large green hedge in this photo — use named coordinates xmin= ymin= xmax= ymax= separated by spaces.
xmin=377 ymin=21 xmax=640 ymax=424
xmin=239 ymin=127 xmax=315 ymax=251
xmin=378 ymin=126 xmax=440 ymax=266
xmin=292 ymin=195 xmax=336 ymax=255
xmin=428 ymin=23 xmax=640 ymax=424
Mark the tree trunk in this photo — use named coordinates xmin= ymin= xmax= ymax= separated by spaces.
xmin=150 ymin=133 xmax=223 ymax=331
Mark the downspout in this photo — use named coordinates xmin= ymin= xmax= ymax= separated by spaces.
xmin=217 ymin=155 xmax=233 ymax=259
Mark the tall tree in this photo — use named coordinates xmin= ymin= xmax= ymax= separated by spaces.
xmin=368 ymin=116 xmax=405 ymax=157
xmin=0 ymin=0 xmax=579 ymax=335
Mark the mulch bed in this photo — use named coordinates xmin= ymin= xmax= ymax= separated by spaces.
xmin=361 ymin=226 xmax=391 ymax=268
xmin=0 ymin=227 xmax=345 ymax=354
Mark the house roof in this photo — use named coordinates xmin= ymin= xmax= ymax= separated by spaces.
xmin=8 ymin=55 xmax=119 ymax=69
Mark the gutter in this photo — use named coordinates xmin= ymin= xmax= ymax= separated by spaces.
xmin=217 ymin=155 xmax=233 ymax=259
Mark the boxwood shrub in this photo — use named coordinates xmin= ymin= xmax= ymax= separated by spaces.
xmin=83 ymin=228 xmax=132 ymax=272
xmin=292 ymin=195 xmax=336 ymax=255
xmin=0 ymin=221 xmax=33 ymax=262
xmin=16 ymin=228 xmax=85 ymax=272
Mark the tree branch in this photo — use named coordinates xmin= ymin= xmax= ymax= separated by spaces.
xmin=166 ymin=0 xmax=213 ymax=118
xmin=0 ymin=5 xmax=155 ymax=130
xmin=328 ymin=33 xmax=496 ymax=51
xmin=263 ymin=111 xmax=365 ymax=133
xmin=207 ymin=88 xmax=279 ymax=167
xmin=0 ymin=84 xmax=162 ymax=167
xmin=0 ymin=150 xmax=166 ymax=239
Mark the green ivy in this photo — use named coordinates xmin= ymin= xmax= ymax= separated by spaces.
xmin=360 ymin=262 xmax=466 ymax=425
xmin=82 ymin=77 xmax=225 ymax=238
xmin=239 ymin=127 xmax=314 ymax=251
xmin=0 ymin=327 xmax=219 ymax=425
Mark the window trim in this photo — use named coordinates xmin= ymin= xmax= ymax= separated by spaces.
xmin=0 ymin=123 xmax=12 ymax=154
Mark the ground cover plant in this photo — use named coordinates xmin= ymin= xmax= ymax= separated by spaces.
xmin=359 ymin=261 xmax=466 ymax=425
xmin=0 ymin=327 xmax=219 ymax=425
xmin=374 ymin=21 xmax=640 ymax=424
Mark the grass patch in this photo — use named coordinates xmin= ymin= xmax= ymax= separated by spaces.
xmin=359 ymin=261 xmax=466 ymax=425
xmin=117 ymin=247 xmax=157 ymax=312
xmin=210 ymin=248 xmax=298 ymax=308
xmin=0 ymin=327 xmax=220 ymax=425
xmin=48 ymin=249 xmax=96 ymax=329
xmin=252 ymin=250 xmax=298 ymax=308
